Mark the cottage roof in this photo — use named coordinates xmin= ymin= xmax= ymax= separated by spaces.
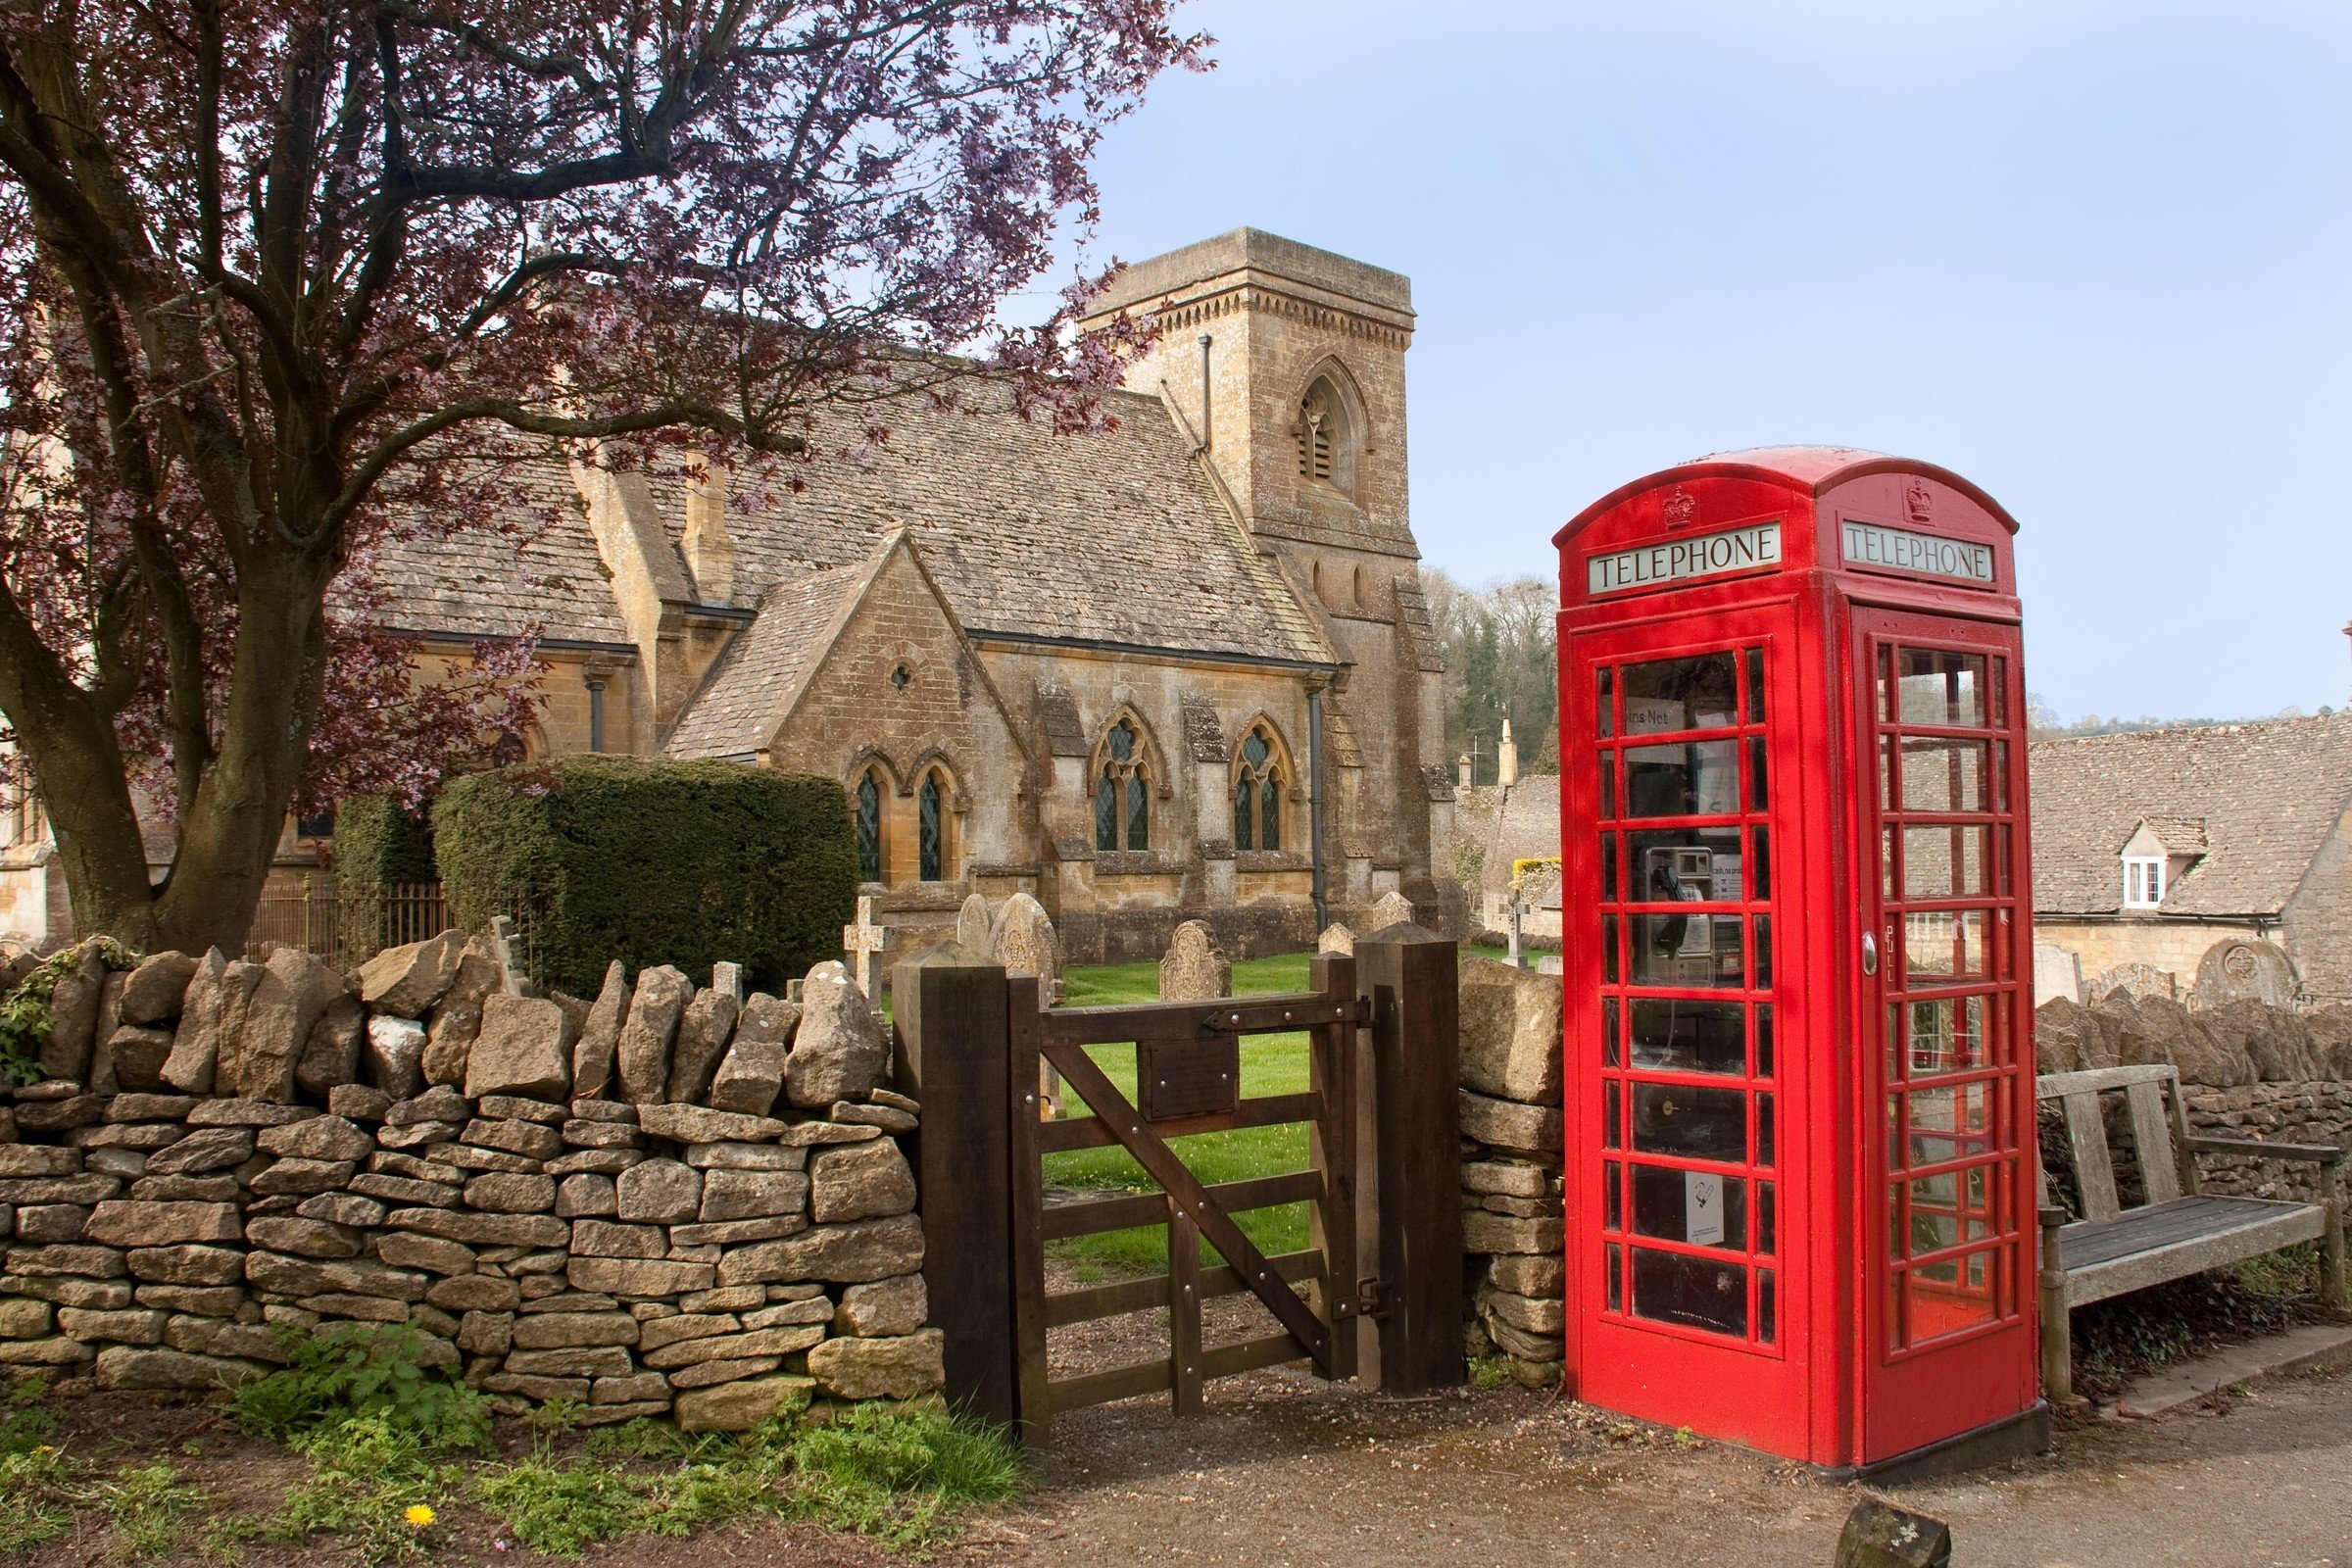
xmin=2028 ymin=712 xmax=2352 ymax=916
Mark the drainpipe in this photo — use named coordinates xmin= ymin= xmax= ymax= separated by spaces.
xmin=1198 ymin=333 xmax=1213 ymax=452
xmin=1308 ymin=685 xmax=1328 ymax=931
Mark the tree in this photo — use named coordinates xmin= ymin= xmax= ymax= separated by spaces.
xmin=1424 ymin=567 xmax=1558 ymax=782
xmin=0 ymin=1 xmax=1204 ymax=953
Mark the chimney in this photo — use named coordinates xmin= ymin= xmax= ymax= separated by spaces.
xmin=1497 ymin=719 xmax=1520 ymax=788
xmin=683 ymin=460 xmax=737 ymax=606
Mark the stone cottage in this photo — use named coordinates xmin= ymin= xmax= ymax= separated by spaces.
xmin=0 ymin=229 xmax=1457 ymax=963
xmin=2029 ymin=711 xmax=2352 ymax=1004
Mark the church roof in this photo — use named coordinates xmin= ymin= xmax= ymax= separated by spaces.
xmin=373 ymin=379 xmax=1334 ymax=670
xmin=2028 ymin=712 xmax=2352 ymax=916
xmin=660 ymin=551 xmax=881 ymax=760
xmin=372 ymin=460 xmax=630 ymax=647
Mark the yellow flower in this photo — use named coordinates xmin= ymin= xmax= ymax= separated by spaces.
xmin=403 ymin=1505 xmax=435 ymax=1531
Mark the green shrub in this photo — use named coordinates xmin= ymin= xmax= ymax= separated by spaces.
xmin=0 ymin=939 xmax=137 ymax=1085
xmin=780 ymin=1402 xmax=1019 ymax=1545
xmin=330 ymin=795 xmax=437 ymax=888
xmin=433 ymin=755 xmax=858 ymax=995
xmin=228 ymin=1324 xmax=488 ymax=1449
xmin=472 ymin=1454 xmax=655 ymax=1558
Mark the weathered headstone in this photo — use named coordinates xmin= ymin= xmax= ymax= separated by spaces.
xmin=1834 ymin=1498 xmax=1951 ymax=1568
xmin=2092 ymin=961 xmax=2176 ymax=1004
xmin=992 ymin=892 xmax=1060 ymax=1004
xmin=1317 ymin=923 xmax=1354 ymax=956
xmin=1157 ymin=920 xmax=1232 ymax=1002
xmin=842 ymin=896 xmax=894 ymax=998
xmin=2192 ymin=938 xmax=2298 ymax=1009
xmin=1367 ymin=889 xmax=1416 ymax=932
xmin=2032 ymin=943 xmax=2083 ymax=1006
xmin=955 ymin=894 xmax=996 ymax=958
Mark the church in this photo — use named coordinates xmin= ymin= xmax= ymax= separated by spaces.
xmin=77 ymin=228 xmax=1453 ymax=964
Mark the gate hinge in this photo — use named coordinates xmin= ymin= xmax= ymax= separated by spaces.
xmin=1353 ymin=1277 xmax=1392 ymax=1321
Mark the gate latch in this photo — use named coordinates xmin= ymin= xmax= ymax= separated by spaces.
xmin=1354 ymin=1277 xmax=1392 ymax=1321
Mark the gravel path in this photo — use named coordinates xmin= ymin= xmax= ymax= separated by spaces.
xmin=947 ymin=1362 xmax=2352 ymax=1568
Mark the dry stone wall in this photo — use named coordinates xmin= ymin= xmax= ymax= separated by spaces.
xmin=0 ymin=935 xmax=940 ymax=1431
xmin=2036 ymin=994 xmax=2352 ymax=1204
xmin=1455 ymin=957 xmax=1565 ymax=1388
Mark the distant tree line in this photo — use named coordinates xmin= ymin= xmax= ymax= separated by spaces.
xmin=2025 ymin=695 xmax=2335 ymax=740
xmin=1423 ymin=570 xmax=1558 ymax=785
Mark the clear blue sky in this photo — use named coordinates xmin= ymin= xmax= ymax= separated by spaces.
xmin=1055 ymin=1 xmax=2352 ymax=722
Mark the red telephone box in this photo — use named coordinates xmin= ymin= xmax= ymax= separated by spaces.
xmin=1553 ymin=447 xmax=2047 ymax=1475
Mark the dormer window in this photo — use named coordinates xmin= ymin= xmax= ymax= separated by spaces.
xmin=2123 ymin=855 xmax=2164 ymax=908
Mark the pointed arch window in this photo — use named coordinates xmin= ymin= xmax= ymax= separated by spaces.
xmin=1233 ymin=723 xmax=1286 ymax=852
xmin=1297 ymin=375 xmax=1356 ymax=496
xmin=1095 ymin=718 xmax=1152 ymax=853
xmin=856 ymin=768 xmax=886 ymax=884
xmin=918 ymin=771 xmax=946 ymax=882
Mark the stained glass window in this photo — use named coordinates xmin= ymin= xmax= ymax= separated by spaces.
xmin=856 ymin=771 xmax=883 ymax=884
xmin=918 ymin=773 xmax=944 ymax=882
xmin=1232 ymin=724 xmax=1284 ymax=851
xmin=1095 ymin=718 xmax=1152 ymax=852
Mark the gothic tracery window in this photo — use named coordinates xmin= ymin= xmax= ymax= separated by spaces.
xmin=1232 ymin=723 xmax=1285 ymax=852
xmin=1095 ymin=718 xmax=1152 ymax=853
xmin=1297 ymin=374 xmax=1355 ymax=496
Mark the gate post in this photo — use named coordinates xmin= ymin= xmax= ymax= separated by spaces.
xmin=893 ymin=943 xmax=1017 ymax=1428
xmin=1357 ymin=922 xmax=1465 ymax=1395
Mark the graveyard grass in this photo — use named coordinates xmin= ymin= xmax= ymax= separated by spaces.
xmin=1046 ymin=954 xmax=1315 ymax=1278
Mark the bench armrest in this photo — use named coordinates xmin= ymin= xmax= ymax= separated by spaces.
xmin=2188 ymin=1135 xmax=2345 ymax=1165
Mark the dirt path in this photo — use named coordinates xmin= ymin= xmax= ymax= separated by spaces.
xmin=947 ymin=1363 xmax=2352 ymax=1568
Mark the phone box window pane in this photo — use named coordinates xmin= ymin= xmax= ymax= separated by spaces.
xmin=1904 ymin=997 xmax=1988 ymax=1076
xmin=1758 ymin=1269 xmax=1777 ymax=1344
xmin=1599 ymin=754 xmax=1616 ymax=819
xmin=1906 ymin=1083 xmax=1996 ymax=1166
xmin=1631 ymin=1084 xmax=1748 ymax=1163
xmin=1630 ymin=998 xmax=1746 ymax=1074
xmin=1903 ymin=825 xmax=1987 ymax=898
xmin=1602 ymin=1081 xmax=1621 ymax=1150
xmin=1904 ymin=910 xmax=1986 ymax=981
xmin=1752 ymin=915 xmax=1773 ymax=989
xmin=1990 ymin=657 xmax=2008 ymax=726
xmin=1903 ymin=1253 xmax=2000 ymax=1343
xmin=1757 ymin=1093 xmax=1777 ymax=1166
xmin=1631 ymin=1164 xmax=1748 ymax=1250
xmin=1877 ymin=644 xmax=1895 ymax=722
xmin=1630 ymin=913 xmax=1744 ymax=989
xmin=1630 ymin=828 xmax=1742 ymax=905
xmin=1754 ymin=1004 xmax=1775 ymax=1078
xmin=1600 ymin=832 xmax=1619 ymax=903
xmin=1992 ymin=740 xmax=2011 ymax=810
xmin=1896 ymin=649 xmax=1987 ymax=727
xmin=1906 ymin=1170 xmax=1996 ymax=1253
xmin=1603 ymin=1160 xmax=1622 ymax=1231
xmin=1881 ymin=825 xmax=1897 ymax=902
xmin=1757 ymin=1182 xmax=1777 ymax=1253
xmin=1606 ymin=1245 xmax=1623 ymax=1311
xmin=1749 ymin=827 xmax=1771 ymax=900
xmin=1602 ymin=915 xmax=1620 ymax=984
xmin=1747 ymin=737 xmax=1769 ymax=811
xmin=1596 ymin=666 xmax=1615 ymax=738
xmin=1627 ymin=741 xmax=1741 ymax=818
xmin=1602 ymin=997 xmax=1621 ymax=1067
xmin=1632 ymin=1249 xmax=1748 ymax=1338
xmin=1899 ymin=737 xmax=1987 ymax=813
xmin=1744 ymin=647 xmax=1766 ymax=723
xmin=1622 ymin=654 xmax=1740 ymax=735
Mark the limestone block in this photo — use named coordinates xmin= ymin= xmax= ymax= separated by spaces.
xmin=708 ymin=995 xmax=797 ymax=1116
xmin=385 ymin=1208 xmax=568 ymax=1249
xmin=258 ymin=1115 xmax=373 ymax=1163
xmin=670 ymin=1216 xmax=808 ymax=1249
xmin=375 ymin=1232 xmax=476 ymax=1275
xmin=434 ymin=1277 xmax=521 ymax=1315
xmin=667 ymin=986 xmax=743 ymax=1104
xmin=698 ymin=1168 xmax=809 ymax=1223
xmin=684 ymin=1143 xmax=807 ymax=1171
xmin=511 ymin=1310 xmax=638 ymax=1349
xmin=126 ymin=1245 xmax=244 ymax=1286
xmin=641 ymin=1325 xmax=823 ymax=1370
xmin=465 ymin=994 xmax=577 ymax=1102
xmin=785 ymin=963 xmax=889 ymax=1110
xmin=243 ymin=1217 xmax=361 ymax=1260
xmin=83 ymin=1201 xmax=241 ymax=1248
xmin=94 ymin=1345 xmax=267 ymax=1392
xmin=0 ymin=1148 xmax=80 ymax=1178
xmin=1457 ymin=957 xmax=1564 ymax=1106
xmin=249 ymin=1158 xmax=357 ymax=1198
xmin=1459 ymin=1211 xmax=1563 ymax=1255
xmin=569 ymin=1220 xmax=666 ymax=1259
xmin=592 ymin=1372 xmax=672 ymax=1405
xmin=808 ymin=1141 xmax=915 ymax=1224
xmin=244 ymin=1250 xmax=426 ymax=1302
xmin=59 ymin=1306 xmax=167 ymax=1345
xmin=356 ymin=929 xmax=466 ymax=1019
xmin=422 ymin=999 xmax=482 ymax=1088
xmin=466 ymin=1117 xmax=564 ymax=1159
xmin=118 ymin=953 xmax=200 ymax=1026
xmin=571 ymin=962 xmax=632 ymax=1102
xmin=617 ymin=966 xmax=692 ymax=1104
xmin=161 ymin=952 xmax=238 ymax=1095
xmin=638 ymin=1313 xmax=739 ymax=1352
xmin=807 ymin=1328 xmax=945 ymax=1400
xmin=1457 ymin=1090 xmax=1562 ymax=1155
xmin=297 ymin=994 xmax=368 ymax=1097
xmin=223 ymin=949 xmax=345 ymax=1103
xmin=836 ymin=1274 xmax=926 ymax=1338
xmin=465 ymin=1173 xmax=557 ymax=1213
xmin=1461 ymin=1159 xmax=1551 ymax=1199
xmin=39 ymin=937 xmax=110 ymax=1084
xmin=94 ymin=1026 xmax=175 ymax=1098
xmin=614 ymin=1159 xmax=702 ymax=1223
xmin=637 ymin=1103 xmax=788 ymax=1146
xmin=365 ymin=1015 xmax=428 ymax=1099
xmin=674 ymin=1372 xmax=814 ymax=1433
xmin=298 ymin=1193 xmax=387 ymax=1228
xmin=564 ymin=1256 xmax=716 ymax=1297
xmin=715 ymin=1214 xmax=924 ymax=1286
xmin=1487 ymin=1253 xmax=1566 ymax=1298
xmin=1835 ymin=1498 xmax=1952 ymax=1568
xmin=555 ymin=1175 xmax=617 ymax=1218
xmin=327 ymin=1084 xmax=393 ymax=1123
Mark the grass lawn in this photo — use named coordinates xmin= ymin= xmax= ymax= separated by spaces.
xmin=1044 ymin=953 xmax=1320 ymax=1279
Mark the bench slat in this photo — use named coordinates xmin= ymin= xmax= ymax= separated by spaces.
xmin=2059 ymin=1198 xmax=2327 ymax=1306
xmin=2037 ymin=1063 xmax=2178 ymax=1098
xmin=2063 ymin=1090 xmax=2122 ymax=1220
xmin=2125 ymin=1079 xmax=2182 ymax=1206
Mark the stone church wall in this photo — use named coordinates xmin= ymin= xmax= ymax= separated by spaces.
xmin=2283 ymin=800 xmax=2352 ymax=1004
xmin=1453 ymin=958 xmax=1566 ymax=1388
xmin=0 ymin=936 xmax=938 ymax=1430
xmin=2035 ymin=994 xmax=2352 ymax=1206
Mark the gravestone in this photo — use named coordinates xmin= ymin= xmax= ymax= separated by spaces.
xmin=2192 ymin=938 xmax=2298 ymax=1009
xmin=842 ymin=896 xmax=893 ymax=998
xmin=2092 ymin=961 xmax=2176 ymax=1004
xmin=955 ymin=895 xmax=996 ymax=958
xmin=1367 ymin=890 xmax=1416 ymax=932
xmin=2032 ymin=943 xmax=2083 ymax=1005
xmin=1317 ymin=923 xmax=1354 ymax=956
xmin=1158 ymin=920 xmax=1232 ymax=1002
xmin=992 ymin=893 xmax=1060 ymax=1005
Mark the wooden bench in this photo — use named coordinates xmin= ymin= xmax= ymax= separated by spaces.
xmin=2035 ymin=1063 xmax=2347 ymax=1402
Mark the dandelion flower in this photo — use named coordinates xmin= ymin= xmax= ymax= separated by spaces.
xmin=404 ymin=1504 xmax=435 ymax=1530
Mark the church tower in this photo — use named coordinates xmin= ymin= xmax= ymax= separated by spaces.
xmin=1082 ymin=229 xmax=1451 ymax=922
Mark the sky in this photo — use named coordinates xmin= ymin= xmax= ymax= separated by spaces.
xmin=1050 ymin=1 xmax=2352 ymax=723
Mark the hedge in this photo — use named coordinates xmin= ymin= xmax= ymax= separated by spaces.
xmin=329 ymin=796 xmax=437 ymax=889
xmin=432 ymin=756 xmax=858 ymax=997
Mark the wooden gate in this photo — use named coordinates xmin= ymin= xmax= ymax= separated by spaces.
xmin=1007 ymin=955 xmax=1363 ymax=1429
xmin=896 ymin=924 xmax=1464 ymax=1438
